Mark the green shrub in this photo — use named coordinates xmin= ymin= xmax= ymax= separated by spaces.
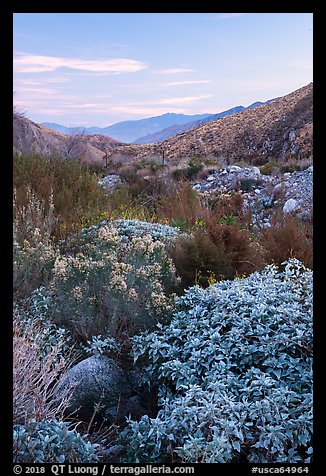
xmin=14 ymin=286 xmax=73 ymax=360
xmin=171 ymin=168 xmax=185 ymax=181
xmin=259 ymin=162 xmax=279 ymax=175
xmin=185 ymin=157 xmax=204 ymax=179
xmin=239 ymin=178 xmax=258 ymax=192
xmin=121 ymin=259 xmax=313 ymax=463
xmin=172 ymin=158 xmax=204 ymax=181
xmin=13 ymin=419 xmax=99 ymax=463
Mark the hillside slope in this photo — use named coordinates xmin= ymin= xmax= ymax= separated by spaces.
xmin=13 ymin=114 xmax=124 ymax=164
xmin=133 ymin=101 xmax=277 ymax=144
xmin=158 ymin=83 xmax=312 ymax=162
xmin=14 ymin=84 xmax=313 ymax=166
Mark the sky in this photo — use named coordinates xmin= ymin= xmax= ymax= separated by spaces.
xmin=13 ymin=13 xmax=313 ymax=127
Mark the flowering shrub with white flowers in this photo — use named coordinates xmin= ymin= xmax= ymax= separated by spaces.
xmin=61 ymin=218 xmax=181 ymax=256
xmin=120 ymin=259 xmax=313 ymax=463
xmin=50 ymin=221 xmax=181 ymax=341
xmin=13 ymin=188 xmax=58 ymax=298
xmin=14 ymin=228 xmax=58 ymax=298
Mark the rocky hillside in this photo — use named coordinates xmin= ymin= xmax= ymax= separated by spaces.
xmin=13 ymin=113 xmax=125 ymax=164
xmin=13 ymin=113 xmax=68 ymax=158
xmin=133 ymin=100 xmax=277 ymax=144
xmin=157 ymin=83 xmax=313 ymax=163
xmin=192 ymin=164 xmax=313 ymax=229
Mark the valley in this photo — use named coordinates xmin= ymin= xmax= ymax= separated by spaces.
xmin=13 ymin=83 xmax=313 ymax=466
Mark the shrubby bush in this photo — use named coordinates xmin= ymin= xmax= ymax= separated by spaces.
xmin=169 ymin=220 xmax=265 ymax=287
xmin=50 ymin=221 xmax=181 ymax=341
xmin=67 ymin=219 xmax=181 ymax=249
xmin=14 ymin=286 xmax=73 ymax=360
xmin=13 ymin=419 xmax=99 ymax=463
xmin=13 ymin=153 xmax=109 ymax=240
xmin=120 ymin=259 xmax=313 ymax=463
xmin=261 ymin=213 xmax=313 ymax=269
xmin=13 ymin=189 xmax=58 ymax=298
xmin=172 ymin=157 xmax=204 ymax=181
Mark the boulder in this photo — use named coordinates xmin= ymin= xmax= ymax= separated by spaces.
xmin=55 ymin=356 xmax=133 ymax=423
xmin=229 ymin=165 xmax=242 ymax=172
xmin=251 ymin=166 xmax=261 ymax=175
xmin=98 ymin=445 xmax=126 ymax=463
xmin=283 ymin=198 xmax=298 ymax=214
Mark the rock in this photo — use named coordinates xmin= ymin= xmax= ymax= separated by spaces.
xmin=98 ymin=445 xmax=125 ymax=463
xmin=124 ymin=395 xmax=147 ymax=420
xmin=254 ymin=189 xmax=261 ymax=195
xmin=273 ymin=183 xmax=283 ymax=193
xmin=297 ymin=210 xmax=312 ymax=222
xmin=283 ymin=198 xmax=298 ymax=214
xmin=55 ymin=356 xmax=132 ymax=423
xmin=192 ymin=183 xmax=202 ymax=190
xmin=98 ymin=174 xmax=124 ymax=190
xmin=207 ymin=174 xmax=216 ymax=182
xmin=251 ymin=166 xmax=261 ymax=175
xmin=229 ymin=165 xmax=242 ymax=172
xmin=203 ymin=183 xmax=213 ymax=190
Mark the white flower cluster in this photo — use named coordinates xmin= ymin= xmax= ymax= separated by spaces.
xmin=97 ymin=225 xmax=120 ymax=245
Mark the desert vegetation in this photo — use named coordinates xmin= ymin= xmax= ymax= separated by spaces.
xmin=13 ymin=152 xmax=313 ymax=463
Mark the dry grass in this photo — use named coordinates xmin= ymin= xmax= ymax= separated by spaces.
xmin=261 ymin=212 xmax=313 ymax=268
xmin=13 ymin=313 xmax=73 ymax=425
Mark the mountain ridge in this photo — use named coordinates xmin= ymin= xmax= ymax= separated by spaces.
xmin=14 ymin=83 xmax=313 ymax=166
xmin=41 ymin=112 xmax=212 ymax=144
xmin=133 ymin=99 xmax=278 ymax=144
xmin=155 ymin=83 xmax=312 ymax=162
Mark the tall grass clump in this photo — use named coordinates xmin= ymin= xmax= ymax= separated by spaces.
xmin=13 ymin=310 xmax=71 ymax=425
xmin=14 ymin=153 xmax=112 ymax=240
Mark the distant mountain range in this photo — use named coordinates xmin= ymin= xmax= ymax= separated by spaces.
xmin=41 ymin=113 xmax=212 ymax=144
xmin=133 ymin=100 xmax=277 ymax=144
xmin=41 ymin=101 xmax=277 ymax=145
xmin=14 ymin=83 xmax=312 ymax=165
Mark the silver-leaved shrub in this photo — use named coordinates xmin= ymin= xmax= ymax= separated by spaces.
xmin=13 ymin=419 xmax=99 ymax=463
xmin=14 ymin=286 xmax=73 ymax=360
xmin=49 ymin=221 xmax=181 ymax=340
xmin=121 ymin=259 xmax=313 ymax=463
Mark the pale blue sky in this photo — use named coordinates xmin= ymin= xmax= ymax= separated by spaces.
xmin=13 ymin=13 xmax=313 ymax=127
